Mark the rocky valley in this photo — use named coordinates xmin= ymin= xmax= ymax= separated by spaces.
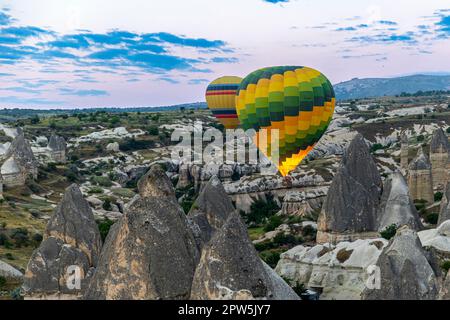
xmin=0 ymin=92 xmax=450 ymax=300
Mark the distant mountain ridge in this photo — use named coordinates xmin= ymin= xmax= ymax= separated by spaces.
xmin=334 ymin=74 xmax=450 ymax=100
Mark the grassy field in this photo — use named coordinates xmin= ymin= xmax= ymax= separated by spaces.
xmin=0 ymin=202 xmax=46 ymax=270
xmin=248 ymin=227 xmax=265 ymax=241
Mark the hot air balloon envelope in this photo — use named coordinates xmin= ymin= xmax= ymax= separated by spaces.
xmin=206 ymin=76 xmax=242 ymax=129
xmin=236 ymin=66 xmax=335 ymax=176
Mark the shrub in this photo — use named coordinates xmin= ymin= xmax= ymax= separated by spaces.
xmin=417 ymin=135 xmax=424 ymax=142
xmin=102 ymin=199 xmax=112 ymax=211
xmin=242 ymin=194 xmax=279 ymax=225
xmin=231 ymin=170 xmax=240 ymax=181
xmin=302 ymin=225 xmax=317 ymax=239
xmin=263 ymin=215 xmax=283 ymax=232
xmin=434 ymin=192 xmax=443 ymax=202
xmin=176 ymin=185 xmax=196 ymax=214
xmin=0 ymin=276 xmax=6 ymax=288
xmin=380 ymin=224 xmax=398 ymax=240
xmin=254 ymin=240 xmax=275 ymax=252
xmin=11 ymin=228 xmax=30 ymax=248
xmin=2 ymin=239 xmax=13 ymax=249
xmin=273 ymin=233 xmax=302 ymax=247
xmin=88 ymin=186 xmax=104 ymax=194
xmin=0 ymin=233 xmax=8 ymax=246
xmin=5 ymin=253 xmax=14 ymax=260
xmin=125 ymin=179 xmax=138 ymax=189
xmin=97 ymin=218 xmax=115 ymax=242
xmin=158 ymin=132 xmax=170 ymax=144
xmin=119 ymin=138 xmax=155 ymax=151
xmin=370 ymin=143 xmax=384 ymax=153
xmin=10 ymin=287 xmax=23 ymax=300
xmin=109 ymin=116 xmax=120 ymax=125
xmin=286 ymin=215 xmax=303 ymax=224
xmin=425 ymin=213 xmax=439 ymax=225
xmin=32 ymin=233 xmax=43 ymax=244
xmin=30 ymin=115 xmax=40 ymax=124
xmin=260 ymin=250 xmax=281 ymax=268
xmin=281 ymin=278 xmax=308 ymax=296
xmin=441 ymin=260 xmax=450 ymax=273
xmin=46 ymin=163 xmax=57 ymax=172
xmin=181 ymin=199 xmax=194 ymax=214
xmin=147 ymin=126 xmax=159 ymax=136
xmin=29 ymin=210 xmax=41 ymax=219
xmin=92 ymin=176 xmax=113 ymax=187
xmin=64 ymin=170 xmax=78 ymax=182
xmin=20 ymin=188 xmax=32 ymax=197
xmin=95 ymin=144 xmax=104 ymax=152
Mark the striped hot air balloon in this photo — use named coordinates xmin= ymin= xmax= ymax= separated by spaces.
xmin=236 ymin=66 xmax=335 ymax=176
xmin=205 ymin=76 xmax=242 ymax=129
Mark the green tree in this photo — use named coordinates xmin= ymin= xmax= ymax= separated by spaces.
xmin=102 ymin=199 xmax=112 ymax=211
xmin=241 ymin=194 xmax=279 ymax=225
xmin=110 ymin=116 xmax=120 ymax=125
xmin=97 ymin=219 xmax=115 ymax=242
xmin=30 ymin=115 xmax=40 ymax=124
xmin=147 ymin=126 xmax=159 ymax=136
xmin=380 ymin=224 xmax=398 ymax=240
xmin=263 ymin=215 xmax=283 ymax=232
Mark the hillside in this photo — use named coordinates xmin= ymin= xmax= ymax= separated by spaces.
xmin=335 ymin=74 xmax=450 ymax=100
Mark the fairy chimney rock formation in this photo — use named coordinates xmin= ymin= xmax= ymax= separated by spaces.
xmin=23 ymin=184 xmax=102 ymax=299
xmin=48 ymin=133 xmax=67 ymax=164
xmin=362 ymin=226 xmax=440 ymax=300
xmin=429 ymin=128 xmax=450 ymax=190
xmin=407 ymin=147 xmax=434 ymax=204
xmin=439 ymin=181 xmax=450 ymax=226
xmin=188 ymin=176 xmax=235 ymax=249
xmin=317 ymin=134 xmax=382 ymax=244
xmin=400 ymin=133 xmax=409 ymax=171
xmin=137 ymin=164 xmax=176 ymax=200
xmin=190 ymin=212 xmax=299 ymax=300
xmin=1 ymin=131 xmax=38 ymax=187
xmin=376 ymin=171 xmax=423 ymax=232
xmin=84 ymin=165 xmax=199 ymax=300
xmin=0 ymin=157 xmax=24 ymax=187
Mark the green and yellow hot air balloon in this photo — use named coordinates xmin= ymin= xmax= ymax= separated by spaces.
xmin=206 ymin=76 xmax=242 ymax=129
xmin=236 ymin=66 xmax=335 ymax=176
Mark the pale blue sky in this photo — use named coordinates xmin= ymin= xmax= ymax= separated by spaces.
xmin=0 ymin=0 xmax=449 ymax=108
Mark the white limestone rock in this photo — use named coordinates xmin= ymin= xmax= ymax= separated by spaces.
xmin=106 ymin=142 xmax=120 ymax=152
xmin=1 ymin=156 xmax=20 ymax=175
xmin=0 ymin=260 xmax=23 ymax=281
xmin=418 ymin=220 xmax=450 ymax=255
xmin=275 ymin=238 xmax=388 ymax=300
